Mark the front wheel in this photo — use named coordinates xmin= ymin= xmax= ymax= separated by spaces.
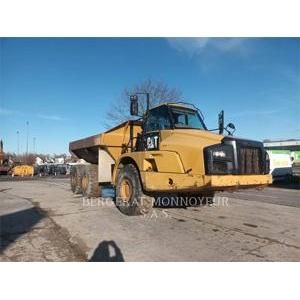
xmin=115 ymin=164 xmax=154 ymax=216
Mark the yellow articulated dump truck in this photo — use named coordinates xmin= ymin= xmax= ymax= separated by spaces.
xmin=11 ymin=165 xmax=34 ymax=177
xmin=69 ymin=94 xmax=272 ymax=215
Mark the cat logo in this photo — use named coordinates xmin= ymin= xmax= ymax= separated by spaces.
xmin=146 ymin=135 xmax=159 ymax=150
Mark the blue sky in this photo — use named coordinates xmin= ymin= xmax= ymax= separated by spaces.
xmin=0 ymin=38 xmax=299 ymax=154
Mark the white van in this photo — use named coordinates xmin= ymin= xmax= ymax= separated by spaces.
xmin=267 ymin=150 xmax=293 ymax=180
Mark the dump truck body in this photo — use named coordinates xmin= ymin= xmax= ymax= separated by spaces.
xmin=70 ymin=120 xmax=142 ymax=163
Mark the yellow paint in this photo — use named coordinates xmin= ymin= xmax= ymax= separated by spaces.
xmin=72 ymin=120 xmax=272 ymax=192
xmin=111 ymin=127 xmax=271 ymax=192
xmin=12 ymin=165 xmax=34 ymax=177
xmin=141 ymin=172 xmax=273 ymax=192
xmin=100 ymin=121 xmax=142 ymax=160
xmin=159 ymin=129 xmax=222 ymax=175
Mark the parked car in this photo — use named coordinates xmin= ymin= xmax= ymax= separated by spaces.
xmin=36 ymin=164 xmax=68 ymax=176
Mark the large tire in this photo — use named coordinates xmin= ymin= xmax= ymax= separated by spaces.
xmin=81 ymin=164 xmax=101 ymax=198
xmin=115 ymin=164 xmax=154 ymax=216
xmin=70 ymin=165 xmax=84 ymax=194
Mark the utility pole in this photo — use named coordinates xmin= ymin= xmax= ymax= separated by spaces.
xmin=26 ymin=121 xmax=29 ymax=164
xmin=33 ymin=137 xmax=36 ymax=153
xmin=16 ymin=130 xmax=20 ymax=156
xmin=26 ymin=121 xmax=29 ymax=156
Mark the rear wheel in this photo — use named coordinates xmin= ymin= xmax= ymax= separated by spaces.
xmin=115 ymin=164 xmax=154 ymax=216
xmin=81 ymin=164 xmax=101 ymax=198
xmin=70 ymin=165 xmax=84 ymax=194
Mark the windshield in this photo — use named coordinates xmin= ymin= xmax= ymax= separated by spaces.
xmin=170 ymin=107 xmax=206 ymax=130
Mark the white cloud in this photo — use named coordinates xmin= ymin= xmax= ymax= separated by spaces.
xmin=0 ymin=107 xmax=24 ymax=116
xmin=37 ymin=114 xmax=66 ymax=121
xmin=229 ymin=109 xmax=280 ymax=118
xmin=0 ymin=106 xmax=67 ymax=121
xmin=167 ymin=37 xmax=249 ymax=56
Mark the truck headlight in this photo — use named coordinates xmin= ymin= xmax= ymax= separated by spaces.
xmin=204 ymin=144 xmax=234 ymax=175
xmin=213 ymin=150 xmax=226 ymax=158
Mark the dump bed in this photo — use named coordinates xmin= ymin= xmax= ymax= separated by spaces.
xmin=69 ymin=120 xmax=142 ymax=164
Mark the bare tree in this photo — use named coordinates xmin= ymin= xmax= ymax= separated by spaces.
xmin=105 ymin=79 xmax=183 ymax=127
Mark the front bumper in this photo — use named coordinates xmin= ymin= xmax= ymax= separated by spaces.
xmin=141 ymin=171 xmax=273 ymax=192
xmin=209 ymin=174 xmax=272 ymax=188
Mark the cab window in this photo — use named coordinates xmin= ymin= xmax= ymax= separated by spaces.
xmin=144 ymin=106 xmax=171 ymax=132
xmin=171 ymin=108 xmax=206 ymax=130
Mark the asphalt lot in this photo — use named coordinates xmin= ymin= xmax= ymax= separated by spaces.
xmin=0 ymin=177 xmax=299 ymax=261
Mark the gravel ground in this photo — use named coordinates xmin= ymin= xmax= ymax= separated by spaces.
xmin=0 ymin=178 xmax=299 ymax=261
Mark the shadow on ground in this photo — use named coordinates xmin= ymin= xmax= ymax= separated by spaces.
xmin=272 ymin=175 xmax=300 ymax=190
xmin=0 ymin=207 xmax=43 ymax=252
xmin=154 ymin=193 xmax=214 ymax=209
xmin=89 ymin=240 xmax=125 ymax=262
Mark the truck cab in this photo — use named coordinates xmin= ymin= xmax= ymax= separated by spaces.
xmin=135 ymin=103 xmax=207 ymax=152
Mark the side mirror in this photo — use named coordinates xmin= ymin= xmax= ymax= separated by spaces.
xmin=227 ymin=122 xmax=235 ymax=130
xmin=130 ymin=95 xmax=139 ymax=116
xmin=225 ymin=122 xmax=236 ymax=135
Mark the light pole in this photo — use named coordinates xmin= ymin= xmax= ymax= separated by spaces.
xmin=33 ymin=137 xmax=36 ymax=153
xmin=16 ymin=130 xmax=20 ymax=156
xmin=26 ymin=121 xmax=29 ymax=156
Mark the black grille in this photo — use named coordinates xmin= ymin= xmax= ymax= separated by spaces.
xmin=238 ymin=147 xmax=262 ymax=174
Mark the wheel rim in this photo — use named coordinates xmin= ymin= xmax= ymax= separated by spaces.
xmin=82 ymin=174 xmax=89 ymax=192
xmin=120 ymin=178 xmax=132 ymax=202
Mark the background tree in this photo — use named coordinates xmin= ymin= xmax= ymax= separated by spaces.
xmin=105 ymin=79 xmax=183 ymax=127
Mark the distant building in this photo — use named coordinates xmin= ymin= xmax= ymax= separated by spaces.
xmin=263 ymin=139 xmax=300 ymax=149
xmin=263 ymin=139 xmax=300 ymax=164
xmin=35 ymin=157 xmax=44 ymax=165
xmin=54 ymin=157 xmax=65 ymax=164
